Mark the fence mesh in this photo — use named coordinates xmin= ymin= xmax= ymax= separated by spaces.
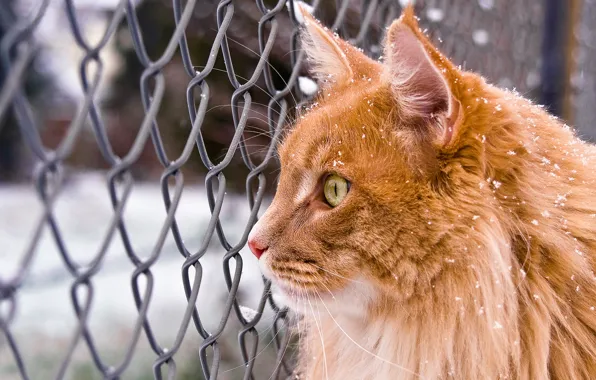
xmin=0 ymin=0 xmax=592 ymax=379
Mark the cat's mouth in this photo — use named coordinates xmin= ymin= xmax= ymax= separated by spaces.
xmin=266 ymin=270 xmax=323 ymax=298
xmin=272 ymin=280 xmax=318 ymax=298
xmin=258 ymin=256 xmax=329 ymax=303
xmin=268 ymin=278 xmax=338 ymax=314
xmin=267 ymin=270 xmax=375 ymax=319
xmin=258 ymin=253 xmax=375 ymax=318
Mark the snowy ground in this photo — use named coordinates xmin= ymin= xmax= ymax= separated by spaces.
xmin=0 ymin=172 xmax=282 ymax=379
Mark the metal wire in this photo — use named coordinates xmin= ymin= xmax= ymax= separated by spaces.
xmin=0 ymin=0 xmax=590 ymax=379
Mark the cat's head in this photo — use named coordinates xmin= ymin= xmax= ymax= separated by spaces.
xmin=248 ymin=6 xmax=493 ymax=315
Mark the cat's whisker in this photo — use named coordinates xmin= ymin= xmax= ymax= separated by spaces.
xmin=318 ymin=281 xmax=336 ymax=300
xmin=220 ymin=312 xmax=285 ymax=374
xmin=212 ymin=140 xmax=279 ymax=162
xmin=194 ymin=66 xmax=299 ymax=144
xmin=310 ymin=264 xmax=365 ymax=285
xmin=223 ymin=35 xmax=300 ymax=106
xmin=243 ymin=125 xmax=276 ymax=136
xmin=194 ymin=64 xmax=291 ymax=110
xmin=237 ymin=133 xmax=277 ymax=146
xmin=314 ymin=291 xmax=426 ymax=379
xmin=204 ymin=101 xmax=285 ymax=119
xmin=241 ymin=136 xmax=276 ymax=148
xmin=203 ymin=116 xmax=275 ymax=134
xmin=234 ymin=144 xmax=271 ymax=153
xmin=242 ymin=133 xmax=276 ymax=144
xmin=306 ymin=292 xmax=330 ymax=380
xmin=202 ymin=37 xmax=299 ymax=108
xmin=297 ymin=287 xmax=312 ymax=362
xmin=234 ymin=142 xmax=272 ymax=157
xmin=205 ymin=105 xmax=286 ymax=127
xmin=280 ymin=47 xmax=305 ymax=60
xmin=266 ymin=317 xmax=294 ymax=380
xmin=266 ymin=285 xmax=307 ymax=380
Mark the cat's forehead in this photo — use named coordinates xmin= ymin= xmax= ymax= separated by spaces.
xmin=275 ymin=97 xmax=407 ymax=202
xmin=280 ymin=107 xmax=354 ymax=171
xmin=280 ymin=84 xmax=395 ymax=168
xmin=278 ymin=119 xmax=335 ymax=177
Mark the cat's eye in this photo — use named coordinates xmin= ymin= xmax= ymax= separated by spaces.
xmin=323 ymin=174 xmax=350 ymax=207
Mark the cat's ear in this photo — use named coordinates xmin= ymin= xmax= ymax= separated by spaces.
xmin=383 ymin=6 xmax=463 ymax=148
xmin=298 ymin=6 xmax=354 ymax=85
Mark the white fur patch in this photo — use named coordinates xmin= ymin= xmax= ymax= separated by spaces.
xmin=257 ymin=249 xmax=273 ymax=279
xmin=298 ymin=76 xmax=319 ymax=96
xmin=313 ymin=276 xmax=377 ymax=318
xmin=286 ymin=0 xmax=314 ymax=24
xmin=295 ymin=172 xmax=317 ymax=203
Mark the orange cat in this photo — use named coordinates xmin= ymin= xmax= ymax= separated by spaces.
xmin=248 ymin=6 xmax=596 ymax=379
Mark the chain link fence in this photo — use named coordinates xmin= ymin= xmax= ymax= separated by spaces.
xmin=0 ymin=0 xmax=594 ymax=379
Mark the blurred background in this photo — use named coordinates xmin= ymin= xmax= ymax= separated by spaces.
xmin=0 ymin=0 xmax=595 ymax=379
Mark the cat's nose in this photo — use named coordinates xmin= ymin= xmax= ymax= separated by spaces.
xmin=247 ymin=237 xmax=268 ymax=259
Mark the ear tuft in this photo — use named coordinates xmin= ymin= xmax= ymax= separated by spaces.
xmin=287 ymin=1 xmax=314 ymax=25
xmin=384 ymin=22 xmax=450 ymax=117
xmin=397 ymin=3 xmax=420 ymax=31
xmin=298 ymin=7 xmax=353 ymax=86
xmin=383 ymin=6 xmax=462 ymax=147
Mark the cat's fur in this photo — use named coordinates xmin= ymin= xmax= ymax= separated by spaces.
xmin=248 ymin=6 xmax=596 ymax=379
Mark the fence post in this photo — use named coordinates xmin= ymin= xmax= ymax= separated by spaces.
xmin=540 ymin=0 xmax=575 ymax=118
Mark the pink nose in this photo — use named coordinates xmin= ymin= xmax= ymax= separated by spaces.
xmin=247 ymin=238 xmax=267 ymax=259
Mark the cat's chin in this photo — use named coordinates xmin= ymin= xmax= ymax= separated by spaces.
xmin=258 ymin=253 xmax=377 ymax=318
xmin=270 ymin=276 xmax=377 ymax=321
xmin=267 ymin=281 xmax=321 ymax=311
xmin=262 ymin=271 xmax=326 ymax=310
xmin=267 ymin=283 xmax=338 ymax=318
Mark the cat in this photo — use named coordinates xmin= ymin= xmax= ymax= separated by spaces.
xmin=247 ymin=5 xmax=596 ymax=380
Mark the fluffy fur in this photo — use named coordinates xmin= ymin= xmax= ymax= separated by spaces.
xmin=248 ymin=6 xmax=596 ymax=379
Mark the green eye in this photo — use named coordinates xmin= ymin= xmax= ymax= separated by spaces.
xmin=323 ymin=174 xmax=349 ymax=207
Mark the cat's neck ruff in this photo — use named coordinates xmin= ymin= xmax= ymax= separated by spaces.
xmin=299 ymin=224 xmax=520 ymax=380
xmin=306 ymin=311 xmax=452 ymax=380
